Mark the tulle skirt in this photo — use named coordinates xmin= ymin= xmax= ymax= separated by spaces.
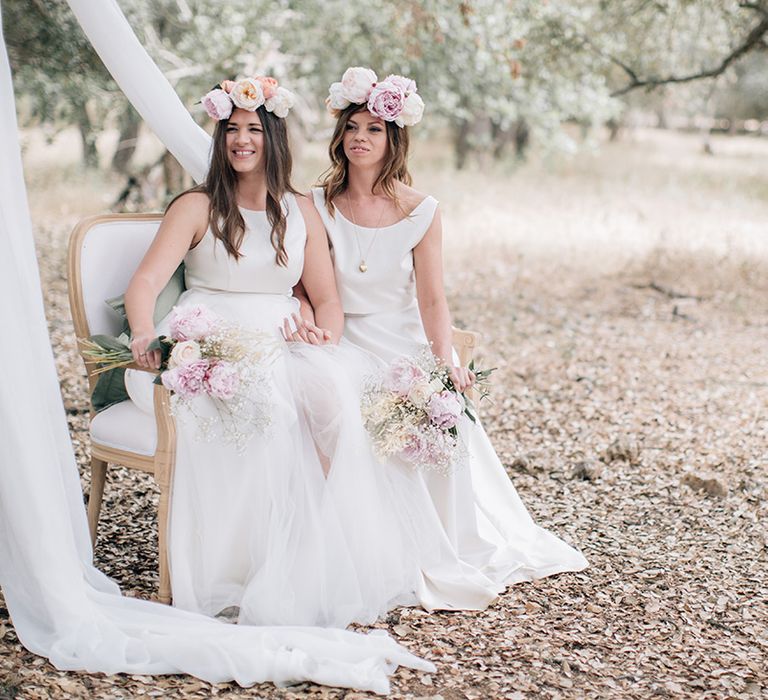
xmin=127 ymin=289 xmax=421 ymax=627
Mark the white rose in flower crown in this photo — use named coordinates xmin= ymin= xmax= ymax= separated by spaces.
xmin=168 ymin=340 xmax=202 ymax=369
xmin=407 ymin=379 xmax=434 ymax=408
xmin=265 ymin=86 xmax=296 ymax=118
xmin=327 ymin=81 xmax=351 ymax=111
xmin=341 ymin=66 xmax=377 ymax=103
xmin=230 ymin=78 xmax=265 ymax=111
xmin=396 ymin=92 xmax=425 ymax=127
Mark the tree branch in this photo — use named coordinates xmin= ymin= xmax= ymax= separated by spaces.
xmin=610 ymin=8 xmax=768 ymax=97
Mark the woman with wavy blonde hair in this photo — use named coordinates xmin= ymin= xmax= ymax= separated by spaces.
xmin=306 ymin=67 xmax=588 ymax=613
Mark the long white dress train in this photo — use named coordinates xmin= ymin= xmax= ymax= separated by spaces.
xmin=0 ymin=8 xmax=432 ymax=694
xmin=312 ymin=188 xmax=589 ymax=606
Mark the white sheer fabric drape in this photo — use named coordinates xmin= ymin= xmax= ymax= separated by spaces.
xmin=65 ymin=0 xmax=211 ymax=183
xmin=0 ymin=2 xmax=431 ymax=693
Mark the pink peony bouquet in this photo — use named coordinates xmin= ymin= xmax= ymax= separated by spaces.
xmin=81 ymin=304 xmax=280 ymax=450
xmin=361 ymin=348 xmax=494 ymax=474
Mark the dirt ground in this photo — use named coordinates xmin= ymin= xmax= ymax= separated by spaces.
xmin=1 ymin=129 xmax=766 ymax=699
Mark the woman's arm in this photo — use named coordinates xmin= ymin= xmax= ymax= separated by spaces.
xmin=414 ymin=208 xmax=474 ymax=392
xmin=124 ymin=192 xmax=208 ymax=367
xmin=290 ymin=196 xmax=343 ymax=345
xmin=292 ymin=281 xmax=317 ymax=324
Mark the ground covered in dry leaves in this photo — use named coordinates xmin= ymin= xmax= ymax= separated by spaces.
xmin=1 ymin=131 xmax=766 ymax=699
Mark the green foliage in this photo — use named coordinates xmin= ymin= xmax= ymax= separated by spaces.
xmin=6 ymin=0 xmax=767 ymax=167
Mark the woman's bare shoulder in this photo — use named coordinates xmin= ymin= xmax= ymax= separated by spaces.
xmin=294 ymin=192 xmax=324 ymax=228
xmin=395 ymin=182 xmax=432 ymax=211
xmin=165 ymin=191 xmax=211 ymax=221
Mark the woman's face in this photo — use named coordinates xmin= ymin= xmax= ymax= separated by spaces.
xmin=342 ymin=111 xmax=388 ymax=167
xmin=225 ymin=108 xmax=264 ymax=174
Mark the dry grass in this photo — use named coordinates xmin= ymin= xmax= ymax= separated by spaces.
xmin=1 ymin=127 xmax=767 ymax=699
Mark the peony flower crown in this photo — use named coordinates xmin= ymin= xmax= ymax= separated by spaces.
xmin=326 ymin=67 xmax=425 ymax=128
xmin=202 ymin=76 xmax=296 ymax=121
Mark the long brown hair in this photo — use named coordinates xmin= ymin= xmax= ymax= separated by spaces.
xmin=171 ymin=105 xmax=297 ymax=265
xmin=318 ymin=104 xmax=411 ymax=216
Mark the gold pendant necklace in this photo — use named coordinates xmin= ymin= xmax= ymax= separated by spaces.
xmin=346 ymin=193 xmax=387 ymax=273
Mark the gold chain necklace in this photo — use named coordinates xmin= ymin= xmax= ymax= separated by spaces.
xmin=345 ymin=193 xmax=387 ymax=273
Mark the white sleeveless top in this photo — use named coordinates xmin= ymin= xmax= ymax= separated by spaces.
xmin=311 ymin=187 xmax=438 ymax=315
xmin=185 ymin=192 xmax=305 ymax=295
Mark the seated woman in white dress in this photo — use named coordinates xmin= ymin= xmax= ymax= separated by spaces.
xmin=301 ymin=68 xmax=588 ymax=604
xmin=122 ymin=77 xmax=422 ymax=628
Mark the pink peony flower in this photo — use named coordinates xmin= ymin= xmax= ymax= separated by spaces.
xmin=383 ymin=357 xmax=428 ymax=397
xmin=202 ymin=88 xmax=233 ymax=121
xmin=257 ymin=76 xmax=279 ymax=100
xmin=402 ymin=428 xmax=453 ymax=465
xmin=341 ymin=66 xmax=378 ymax=103
xmin=367 ymin=80 xmax=405 ymax=122
xmin=220 ymin=80 xmax=236 ymax=94
xmin=162 ymin=359 xmax=209 ymax=399
xmin=402 ymin=430 xmax=429 ymax=463
xmin=204 ymin=361 xmax=240 ymax=400
xmin=427 ymin=390 xmax=463 ymax=429
xmin=383 ymin=74 xmax=417 ymax=96
xmin=169 ymin=305 xmax=219 ymax=342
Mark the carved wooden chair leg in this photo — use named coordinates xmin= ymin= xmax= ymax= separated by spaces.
xmin=156 ymin=483 xmax=172 ymax=605
xmin=87 ymin=457 xmax=108 ymax=544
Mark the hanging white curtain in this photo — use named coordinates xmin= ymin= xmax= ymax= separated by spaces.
xmin=65 ymin=0 xmax=211 ymax=182
xmin=0 ymin=1 xmax=431 ymax=693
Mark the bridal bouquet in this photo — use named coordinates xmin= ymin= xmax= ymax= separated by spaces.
xmin=80 ymin=305 xmax=280 ymax=450
xmin=361 ymin=347 xmax=494 ymax=475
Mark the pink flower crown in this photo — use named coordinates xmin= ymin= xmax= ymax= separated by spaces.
xmin=202 ymin=76 xmax=296 ymax=121
xmin=326 ymin=67 xmax=425 ymax=128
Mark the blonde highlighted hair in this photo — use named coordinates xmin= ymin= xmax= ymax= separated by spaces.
xmin=318 ymin=104 xmax=411 ymax=215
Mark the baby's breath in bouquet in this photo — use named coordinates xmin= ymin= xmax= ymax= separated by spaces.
xmin=361 ymin=347 xmax=495 ymax=475
xmin=80 ymin=304 xmax=280 ymax=450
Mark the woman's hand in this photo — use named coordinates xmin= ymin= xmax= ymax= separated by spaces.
xmin=448 ymin=365 xmax=476 ymax=393
xmin=130 ymin=331 xmax=162 ymax=369
xmin=281 ymin=313 xmax=333 ymax=345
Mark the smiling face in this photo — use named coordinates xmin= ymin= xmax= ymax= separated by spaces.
xmin=342 ymin=109 xmax=388 ymax=167
xmin=225 ymin=108 xmax=265 ymax=174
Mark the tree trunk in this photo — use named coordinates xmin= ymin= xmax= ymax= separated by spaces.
xmin=74 ymin=98 xmax=98 ymax=168
xmin=490 ymin=120 xmax=510 ymax=160
xmin=111 ymin=105 xmax=141 ymax=173
xmin=162 ymin=150 xmax=190 ymax=198
xmin=453 ymin=119 xmax=471 ymax=170
xmin=514 ymin=119 xmax=530 ymax=161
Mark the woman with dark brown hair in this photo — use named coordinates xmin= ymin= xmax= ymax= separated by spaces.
xmin=121 ymin=77 xmax=419 ymax=630
xmin=308 ymin=68 xmax=588 ymax=613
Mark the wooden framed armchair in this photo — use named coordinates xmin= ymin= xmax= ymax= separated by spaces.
xmin=67 ymin=214 xmax=175 ymax=604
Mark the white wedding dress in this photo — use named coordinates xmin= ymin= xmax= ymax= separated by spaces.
xmin=312 ymin=188 xmax=588 ymax=601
